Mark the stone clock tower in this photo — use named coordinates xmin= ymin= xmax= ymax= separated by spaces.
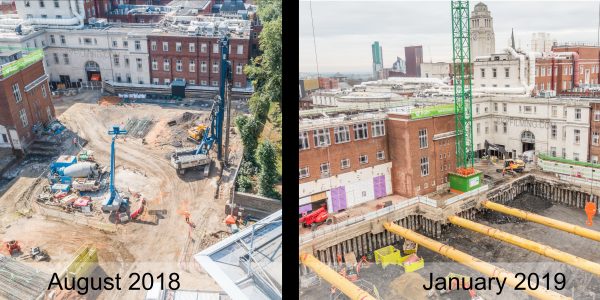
xmin=470 ymin=2 xmax=495 ymax=59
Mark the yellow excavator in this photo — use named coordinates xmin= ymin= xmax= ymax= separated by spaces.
xmin=496 ymin=159 xmax=526 ymax=175
xmin=187 ymin=124 xmax=207 ymax=144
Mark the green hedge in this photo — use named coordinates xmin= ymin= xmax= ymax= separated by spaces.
xmin=538 ymin=153 xmax=600 ymax=168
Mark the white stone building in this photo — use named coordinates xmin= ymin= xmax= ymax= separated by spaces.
xmin=42 ymin=26 xmax=151 ymax=87
xmin=470 ymin=2 xmax=495 ymax=59
xmin=420 ymin=62 xmax=451 ymax=80
xmin=472 ymin=50 xmax=531 ymax=93
xmin=472 ymin=96 xmax=590 ymax=161
xmin=531 ymin=32 xmax=556 ymax=53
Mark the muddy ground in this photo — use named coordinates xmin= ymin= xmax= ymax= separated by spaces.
xmin=300 ymin=192 xmax=600 ymax=300
xmin=0 ymin=91 xmax=246 ymax=299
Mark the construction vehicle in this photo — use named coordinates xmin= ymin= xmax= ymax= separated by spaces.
xmin=19 ymin=247 xmax=50 ymax=261
xmin=496 ymin=159 xmax=526 ymax=175
xmin=187 ymin=124 xmax=207 ymax=144
xmin=170 ymin=36 xmax=231 ymax=175
xmin=5 ymin=240 xmax=21 ymax=256
xmin=299 ymin=205 xmax=332 ymax=230
xmin=102 ymin=126 xmax=129 ymax=212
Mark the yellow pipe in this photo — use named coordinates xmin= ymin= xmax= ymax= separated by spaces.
xmin=449 ymin=215 xmax=600 ymax=277
xmin=299 ymin=252 xmax=376 ymax=300
xmin=483 ymin=200 xmax=600 ymax=243
xmin=384 ymin=222 xmax=570 ymax=300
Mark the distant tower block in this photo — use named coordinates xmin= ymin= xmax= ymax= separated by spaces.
xmin=470 ymin=2 xmax=495 ymax=59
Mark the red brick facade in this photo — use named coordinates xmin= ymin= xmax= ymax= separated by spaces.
xmin=386 ymin=114 xmax=456 ymax=197
xmin=147 ymin=35 xmax=250 ymax=88
xmin=0 ymin=60 xmax=55 ymax=149
xmin=318 ymin=77 xmax=339 ymax=90
xmin=535 ymin=45 xmax=600 ymax=95
xmin=589 ymin=102 xmax=600 ymax=163
xmin=299 ymin=119 xmax=390 ymax=184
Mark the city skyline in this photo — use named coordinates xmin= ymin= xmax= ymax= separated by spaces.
xmin=299 ymin=1 xmax=600 ymax=73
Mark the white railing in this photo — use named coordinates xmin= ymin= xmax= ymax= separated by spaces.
xmin=444 ymin=185 xmax=489 ymax=206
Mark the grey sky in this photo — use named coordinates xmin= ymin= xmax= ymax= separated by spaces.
xmin=299 ymin=1 xmax=600 ymax=73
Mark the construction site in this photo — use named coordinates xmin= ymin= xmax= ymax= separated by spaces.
xmin=298 ymin=1 xmax=600 ymax=299
xmin=0 ymin=85 xmax=249 ymax=299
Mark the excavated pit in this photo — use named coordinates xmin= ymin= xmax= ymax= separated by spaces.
xmin=300 ymin=183 xmax=600 ymax=300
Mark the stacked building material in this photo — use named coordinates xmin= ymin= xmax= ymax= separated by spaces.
xmin=0 ymin=255 xmax=49 ymax=300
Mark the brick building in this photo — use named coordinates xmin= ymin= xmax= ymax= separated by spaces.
xmin=299 ymin=112 xmax=391 ymax=214
xmin=298 ymin=105 xmax=457 ymax=214
xmin=147 ymin=32 xmax=250 ymax=88
xmin=386 ymin=110 xmax=456 ymax=197
xmin=405 ymin=45 xmax=423 ymax=77
xmin=0 ymin=50 xmax=55 ymax=152
xmin=318 ymin=77 xmax=339 ymax=90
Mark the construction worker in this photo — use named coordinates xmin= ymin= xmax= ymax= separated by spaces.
xmin=183 ymin=210 xmax=191 ymax=223
xmin=585 ymin=200 xmax=597 ymax=226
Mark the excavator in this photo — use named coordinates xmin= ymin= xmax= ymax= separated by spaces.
xmin=187 ymin=124 xmax=207 ymax=144
xmin=496 ymin=159 xmax=526 ymax=176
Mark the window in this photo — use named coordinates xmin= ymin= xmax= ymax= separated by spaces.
xmin=212 ymin=81 xmax=218 ymax=86
xmin=524 ymin=106 xmax=533 ymax=114
xmin=201 ymin=43 xmax=207 ymax=53
xmin=189 ymin=60 xmax=195 ymax=72
xmin=299 ymin=132 xmax=309 ymax=150
xmin=113 ymin=54 xmax=119 ymax=66
xmin=574 ymin=153 xmax=580 ymax=161
xmin=503 ymin=103 xmax=507 ymax=112
xmin=162 ymin=42 xmax=168 ymax=51
xmin=236 ymin=63 xmax=243 ymax=75
xmin=551 ymin=125 xmax=557 ymax=139
xmin=353 ymin=123 xmax=368 ymax=140
xmin=541 ymin=67 xmax=546 ymax=76
xmin=213 ymin=43 xmax=219 ymax=53
xmin=420 ymin=157 xmax=429 ymax=176
xmin=551 ymin=147 xmax=557 ymax=157
xmin=115 ymin=73 xmax=121 ymax=82
xmin=475 ymin=104 xmax=479 ymax=114
xmin=372 ymin=120 xmax=385 ymax=137
xmin=237 ymin=45 xmax=244 ymax=55
xmin=341 ymin=159 xmax=350 ymax=169
xmin=485 ymin=124 xmax=489 ymax=134
xmin=334 ymin=126 xmax=350 ymax=144
xmin=176 ymin=42 xmax=182 ymax=52
xmin=56 ymin=15 xmax=62 ymax=19
xmin=201 ymin=80 xmax=207 ymax=86
xmin=494 ymin=103 xmax=498 ymax=112
xmin=235 ymin=82 xmax=242 ymax=88
xmin=152 ymin=78 xmax=159 ymax=85
xmin=575 ymin=108 xmax=581 ymax=120
xmin=12 ymin=83 xmax=21 ymax=103
xmin=63 ymin=53 xmax=69 ymax=64
xmin=50 ymin=35 xmax=55 ymax=44
xmin=135 ymin=41 xmax=141 ymax=50
xmin=494 ymin=121 xmax=498 ymax=132
xmin=83 ymin=38 xmax=92 ymax=45
xmin=505 ymin=67 xmax=509 ymax=78
xmin=476 ymin=123 xmax=480 ymax=134
xmin=212 ymin=62 xmax=219 ymax=73
xmin=188 ymin=80 xmax=195 ymax=85
xmin=189 ymin=43 xmax=195 ymax=52
xmin=593 ymin=132 xmax=599 ymax=145
xmin=41 ymin=14 xmax=47 ymax=18
xmin=60 ymin=35 xmax=66 ymax=45
xmin=25 ymin=0 xmax=30 ymax=7
xmin=574 ymin=129 xmax=581 ymax=144
xmin=163 ymin=59 xmax=170 ymax=71
xmin=164 ymin=78 xmax=171 ymax=85
xmin=136 ymin=58 xmax=142 ymax=70
xmin=418 ymin=129 xmax=428 ymax=148
xmin=152 ymin=59 xmax=158 ymax=70
xmin=53 ymin=53 xmax=59 ymax=64
xmin=112 ymin=40 xmax=118 ymax=47
xmin=39 ymin=0 xmax=44 ymax=7
xmin=595 ymin=111 xmax=600 ymax=121
xmin=492 ymin=68 xmax=497 ymax=78
xmin=320 ymin=163 xmax=330 ymax=176
xmin=299 ymin=167 xmax=309 ymax=179
xmin=552 ymin=106 xmax=558 ymax=117
xmin=151 ymin=41 xmax=157 ymax=51
xmin=377 ymin=151 xmax=385 ymax=160
xmin=176 ymin=60 xmax=182 ymax=72
xmin=53 ymin=0 xmax=59 ymax=7
xmin=480 ymin=68 xmax=485 ymax=78
xmin=201 ymin=61 xmax=207 ymax=73
xmin=359 ymin=155 xmax=368 ymax=165
xmin=41 ymin=85 xmax=47 ymax=98
xmin=19 ymin=109 xmax=28 ymax=127
xmin=503 ymin=122 xmax=507 ymax=133
xmin=313 ymin=129 xmax=331 ymax=147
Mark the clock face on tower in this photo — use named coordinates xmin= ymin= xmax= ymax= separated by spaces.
xmin=472 ymin=33 xmax=478 ymax=41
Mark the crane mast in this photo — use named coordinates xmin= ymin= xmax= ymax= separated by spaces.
xmin=451 ymin=0 xmax=474 ymax=169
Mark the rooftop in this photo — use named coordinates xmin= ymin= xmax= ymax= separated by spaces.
xmin=195 ymin=210 xmax=282 ymax=300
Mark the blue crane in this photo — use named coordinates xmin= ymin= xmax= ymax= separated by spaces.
xmin=194 ymin=36 xmax=231 ymax=159
xmin=102 ymin=125 xmax=128 ymax=212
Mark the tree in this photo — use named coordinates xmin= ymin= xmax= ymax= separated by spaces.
xmin=256 ymin=140 xmax=280 ymax=199
xmin=236 ymin=115 xmax=261 ymax=162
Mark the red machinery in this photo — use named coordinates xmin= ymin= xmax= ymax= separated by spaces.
xmin=299 ymin=205 xmax=331 ymax=230
xmin=5 ymin=240 xmax=21 ymax=256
